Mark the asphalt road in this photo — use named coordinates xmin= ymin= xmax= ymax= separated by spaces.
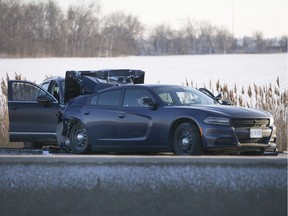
xmin=0 ymin=147 xmax=286 ymax=158
xmin=0 ymin=148 xmax=287 ymax=216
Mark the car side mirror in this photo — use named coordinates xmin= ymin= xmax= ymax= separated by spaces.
xmin=37 ymin=94 xmax=54 ymax=106
xmin=214 ymin=93 xmax=222 ymax=100
xmin=199 ymin=88 xmax=222 ymax=101
xmin=142 ymin=98 xmax=159 ymax=110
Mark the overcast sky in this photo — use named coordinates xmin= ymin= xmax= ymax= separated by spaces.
xmin=53 ymin=0 xmax=287 ymax=38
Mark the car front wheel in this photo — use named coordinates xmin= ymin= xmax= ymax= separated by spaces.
xmin=173 ymin=122 xmax=203 ymax=155
xmin=69 ymin=122 xmax=90 ymax=154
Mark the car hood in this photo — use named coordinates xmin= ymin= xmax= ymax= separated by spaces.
xmin=64 ymin=69 xmax=145 ymax=103
xmin=173 ymin=104 xmax=272 ymax=118
xmin=203 ymin=105 xmax=271 ymax=118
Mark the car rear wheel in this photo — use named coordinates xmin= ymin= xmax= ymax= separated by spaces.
xmin=69 ymin=122 xmax=90 ymax=154
xmin=173 ymin=122 xmax=203 ymax=155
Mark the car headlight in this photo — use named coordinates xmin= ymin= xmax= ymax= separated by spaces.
xmin=270 ymin=117 xmax=274 ymax=126
xmin=203 ymin=117 xmax=230 ymax=125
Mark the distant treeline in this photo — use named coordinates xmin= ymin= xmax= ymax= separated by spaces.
xmin=0 ymin=0 xmax=287 ymax=57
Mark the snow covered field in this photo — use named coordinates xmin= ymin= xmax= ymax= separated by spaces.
xmin=0 ymin=54 xmax=287 ymax=93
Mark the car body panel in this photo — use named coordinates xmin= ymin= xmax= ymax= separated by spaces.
xmin=63 ymin=87 xmax=165 ymax=150
xmin=81 ymin=106 xmax=162 ymax=147
xmin=8 ymin=80 xmax=59 ymax=142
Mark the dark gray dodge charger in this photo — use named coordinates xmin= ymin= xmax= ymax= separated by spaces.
xmin=60 ymin=84 xmax=277 ymax=155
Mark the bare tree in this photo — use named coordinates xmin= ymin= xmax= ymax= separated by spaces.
xmin=42 ymin=0 xmax=65 ymax=56
xmin=150 ymin=24 xmax=175 ymax=55
xmin=279 ymin=35 xmax=288 ymax=52
xmin=181 ymin=19 xmax=199 ymax=54
xmin=197 ymin=21 xmax=216 ymax=54
xmin=214 ymin=27 xmax=234 ymax=54
xmin=0 ymin=0 xmax=23 ymax=56
xmin=66 ymin=2 xmax=101 ymax=56
xmin=101 ymin=12 xmax=144 ymax=57
xmin=253 ymin=31 xmax=265 ymax=53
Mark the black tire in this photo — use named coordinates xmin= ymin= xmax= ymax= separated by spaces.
xmin=69 ymin=122 xmax=90 ymax=154
xmin=173 ymin=122 xmax=203 ymax=155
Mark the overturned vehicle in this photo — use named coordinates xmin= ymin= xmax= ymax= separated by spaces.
xmin=7 ymin=69 xmax=145 ymax=148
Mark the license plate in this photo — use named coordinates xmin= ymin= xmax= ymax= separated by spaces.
xmin=250 ymin=129 xmax=262 ymax=138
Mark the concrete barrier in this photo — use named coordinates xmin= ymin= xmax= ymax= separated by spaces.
xmin=0 ymin=155 xmax=287 ymax=216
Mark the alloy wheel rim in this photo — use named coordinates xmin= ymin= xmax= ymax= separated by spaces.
xmin=179 ymin=131 xmax=193 ymax=153
xmin=73 ymin=126 xmax=87 ymax=150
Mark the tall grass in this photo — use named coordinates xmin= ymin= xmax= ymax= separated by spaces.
xmin=0 ymin=73 xmax=25 ymax=148
xmin=0 ymin=77 xmax=8 ymax=147
xmin=0 ymin=74 xmax=287 ymax=151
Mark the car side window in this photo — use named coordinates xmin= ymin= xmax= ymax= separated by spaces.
xmin=11 ymin=82 xmax=49 ymax=101
xmin=97 ymin=90 xmax=121 ymax=106
xmin=90 ymin=95 xmax=98 ymax=105
xmin=159 ymin=93 xmax=173 ymax=104
xmin=49 ymin=81 xmax=60 ymax=102
xmin=123 ymin=89 xmax=154 ymax=107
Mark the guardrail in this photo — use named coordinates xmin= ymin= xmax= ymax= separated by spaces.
xmin=0 ymin=155 xmax=287 ymax=216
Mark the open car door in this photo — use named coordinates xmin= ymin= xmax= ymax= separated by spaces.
xmin=8 ymin=80 xmax=59 ymax=143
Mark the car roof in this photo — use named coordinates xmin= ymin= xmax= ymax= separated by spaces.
xmin=96 ymin=84 xmax=192 ymax=92
xmin=41 ymin=76 xmax=64 ymax=83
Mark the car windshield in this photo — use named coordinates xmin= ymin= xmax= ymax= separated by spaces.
xmin=153 ymin=86 xmax=218 ymax=106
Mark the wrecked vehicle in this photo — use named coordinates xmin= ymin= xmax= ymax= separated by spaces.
xmin=59 ymin=83 xmax=277 ymax=155
xmin=7 ymin=69 xmax=145 ymax=147
xmin=8 ymin=69 xmax=277 ymax=155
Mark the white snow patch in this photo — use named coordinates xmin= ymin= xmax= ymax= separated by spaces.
xmin=0 ymin=54 xmax=287 ymax=93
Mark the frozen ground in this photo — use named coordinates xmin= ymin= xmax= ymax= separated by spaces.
xmin=0 ymin=54 xmax=287 ymax=93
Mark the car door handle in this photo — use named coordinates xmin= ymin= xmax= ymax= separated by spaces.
xmin=118 ymin=113 xmax=125 ymax=118
xmin=83 ymin=110 xmax=90 ymax=115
